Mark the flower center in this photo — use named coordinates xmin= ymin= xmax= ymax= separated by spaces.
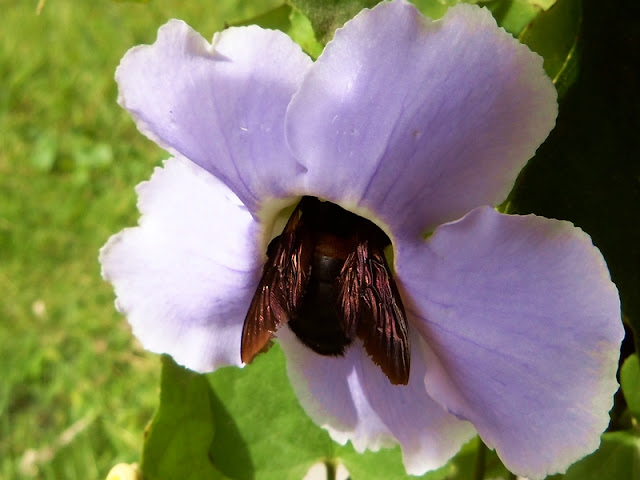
xmin=242 ymin=196 xmax=410 ymax=385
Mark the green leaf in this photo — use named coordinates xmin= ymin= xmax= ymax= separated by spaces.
xmin=289 ymin=7 xmax=325 ymax=59
xmin=621 ymin=354 xmax=640 ymax=420
xmin=505 ymin=0 xmax=640 ymax=351
xmin=205 ymin=346 xmax=334 ymax=480
xmin=446 ymin=438 xmax=511 ymax=480
xmin=231 ymin=4 xmax=293 ymax=30
xmin=141 ymin=355 xmax=227 ymax=480
xmin=286 ymin=0 xmax=380 ymax=44
xmin=561 ymin=431 xmax=640 ymax=480
xmin=486 ymin=0 xmax=556 ymax=37
xmin=411 ymin=0 xmax=456 ymax=20
xmin=519 ymin=0 xmax=582 ymax=97
xmin=344 ymin=436 xmax=510 ymax=480
xmin=206 ymin=344 xmax=447 ymax=479
xmin=230 ymin=4 xmax=323 ymax=58
xmin=412 ymin=0 xmax=556 ymax=33
xmin=341 ymin=442 xmax=452 ymax=480
xmin=147 ymin=346 xmax=477 ymax=479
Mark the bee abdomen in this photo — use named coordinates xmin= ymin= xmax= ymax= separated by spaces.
xmin=287 ymin=253 xmax=352 ymax=355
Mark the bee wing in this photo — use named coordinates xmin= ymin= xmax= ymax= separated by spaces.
xmin=339 ymin=242 xmax=410 ymax=385
xmin=241 ymin=200 xmax=313 ymax=364
xmin=240 ymin=264 xmax=288 ymax=364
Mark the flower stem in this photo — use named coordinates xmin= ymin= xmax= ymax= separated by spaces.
xmin=325 ymin=460 xmax=337 ymax=480
xmin=473 ymin=439 xmax=487 ymax=480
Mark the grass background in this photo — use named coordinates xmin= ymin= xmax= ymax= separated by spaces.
xmin=0 ymin=1 xmax=277 ymax=478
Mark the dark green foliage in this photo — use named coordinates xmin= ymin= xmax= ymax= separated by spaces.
xmin=507 ymin=0 xmax=640 ymax=352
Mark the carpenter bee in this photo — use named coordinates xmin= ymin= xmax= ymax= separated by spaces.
xmin=241 ymin=196 xmax=410 ymax=385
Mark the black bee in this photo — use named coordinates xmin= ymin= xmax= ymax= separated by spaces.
xmin=241 ymin=196 xmax=410 ymax=385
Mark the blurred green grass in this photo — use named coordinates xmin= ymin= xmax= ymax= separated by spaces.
xmin=0 ymin=0 xmax=277 ymax=478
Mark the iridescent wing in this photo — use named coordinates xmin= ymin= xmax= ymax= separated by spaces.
xmin=338 ymin=241 xmax=410 ymax=385
xmin=240 ymin=200 xmax=313 ymax=364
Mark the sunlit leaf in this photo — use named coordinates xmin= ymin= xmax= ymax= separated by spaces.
xmin=413 ymin=0 xmax=556 ymax=34
xmin=146 ymin=348 xmax=474 ymax=479
xmin=230 ymin=4 xmax=322 ymax=58
xmin=230 ymin=4 xmax=293 ymax=30
xmin=289 ymin=7 xmax=324 ymax=58
xmin=341 ymin=442 xmax=452 ymax=480
xmin=411 ymin=0 xmax=455 ymax=19
xmin=561 ymin=431 xmax=640 ymax=480
xmin=519 ymin=0 xmax=582 ymax=97
xmin=485 ymin=0 xmax=556 ymax=36
xmin=287 ymin=0 xmax=380 ymax=44
xmin=445 ymin=437 xmax=511 ymax=479
xmin=205 ymin=347 xmax=333 ymax=480
xmin=621 ymin=354 xmax=640 ymax=420
xmin=141 ymin=356 xmax=227 ymax=480
xmin=206 ymin=344 xmax=451 ymax=479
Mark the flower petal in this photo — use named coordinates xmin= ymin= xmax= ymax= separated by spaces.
xmin=277 ymin=327 xmax=476 ymax=475
xmin=116 ymin=21 xmax=312 ymax=211
xmin=286 ymin=1 xmax=557 ymax=238
xmin=100 ymin=156 xmax=264 ymax=372
xmin=396 ymin=207 xmax=622 ymax=478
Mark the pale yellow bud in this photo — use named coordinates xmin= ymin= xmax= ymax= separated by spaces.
xmin=106 ymin=463 xmax=141 ymax=480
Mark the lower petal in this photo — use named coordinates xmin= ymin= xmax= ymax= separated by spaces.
xmin=277 ymin=327 xmax=475 ymax=475
xmin=396 ymin=206 xmax=623 ymax=479
xmin=100 ymin=156 xmax=264 ymax=372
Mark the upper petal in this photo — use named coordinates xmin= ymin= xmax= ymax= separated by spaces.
xmin=116 ymin=21 xmax=313 ymax=212
xmin=277 ymin=327 xmax=476 ymax=475
xmin=100 ymin=156 xmax=264 ymax=372
xmin=286 ymin=1 xmax=557 ymax=238
xmin=396 ymin=207 xmax=622 ymax=479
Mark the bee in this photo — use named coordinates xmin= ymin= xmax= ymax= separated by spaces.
xmin=241 ymin=196 xmax=410 ymax=385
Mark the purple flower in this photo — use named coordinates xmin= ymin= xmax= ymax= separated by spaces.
xmin=100 ymin=1 xmax=623 ymax=478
